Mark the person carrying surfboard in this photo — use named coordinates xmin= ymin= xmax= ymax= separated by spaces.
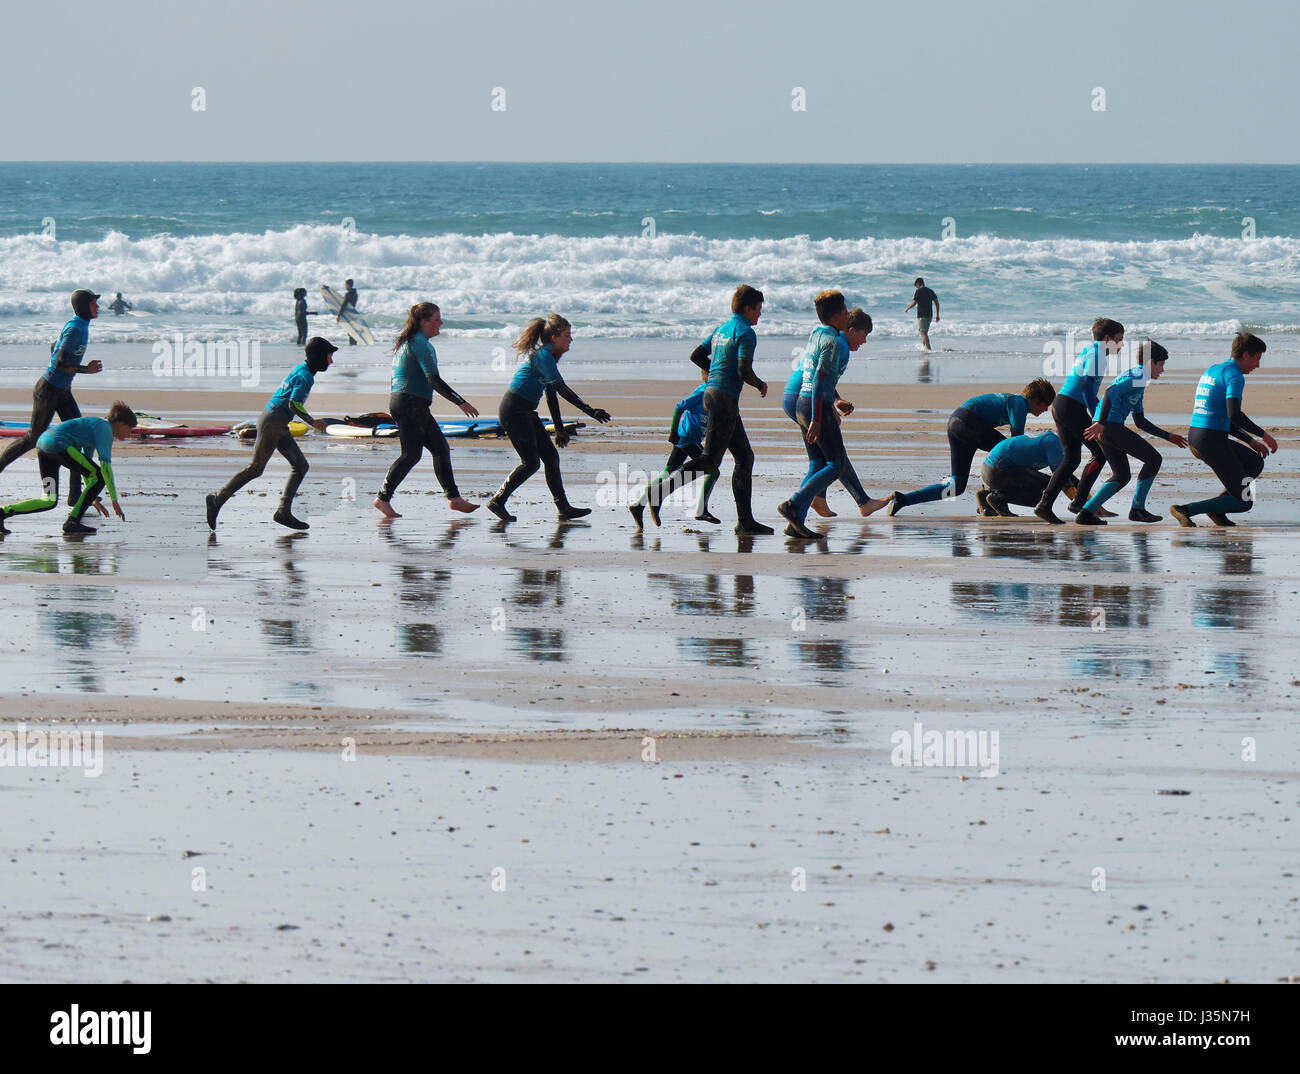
xmin=206 ymin=337 xmax=336 ymax=531
xmin=485 ymin=314 xmax=612 ymax=523
xmin=0 ymin=402 xmax=136 ymax=536
xmin=0 ymin=288 xmax=103 ymax=509
xmin=338 ymin=279 xmax=359 ymax=345
xmin=373 ymin=302 xmax=480 ymax=518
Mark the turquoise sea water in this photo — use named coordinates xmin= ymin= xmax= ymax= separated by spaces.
xmin=1 ymin=163 xmax=1298 ymax=344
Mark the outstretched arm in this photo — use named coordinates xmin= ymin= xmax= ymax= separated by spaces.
xmin=1228 ymin=398 xmax=1277 ymax=454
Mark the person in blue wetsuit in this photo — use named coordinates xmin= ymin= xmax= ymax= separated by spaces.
xmin=631 ymin=284 xmax=773 ymax=535
xmin=1170 ymin=333 xmax=1278 ymax=527
xmin=889 ymin=377 xmax=1057 ymax=517
xmin=373 ymin=302 xmax=480 ymax=518
xmin=777 ymin=290 xmax=866 ymax=538
xmin=206 ymin=337 xmax=336 ymax=531
xmin=1035 ymin=317 xmax=1124 ymax=523
xmin=780 ymin=307 xmax=890 ymax=520
xmin=653 ymin=370 xmax=721 ymax=523
xmin=1074 ymin=340 xmax=1188 ymax=526
xmin=0 ymin=289 xmax=104 ymax=507
xmin=1 ymin=402 xmax=136 ymax=536
xmin=486 ymin=314 xmax=612 ymax=523
xmin=980 ymin=431 xmax=1081 ymax=515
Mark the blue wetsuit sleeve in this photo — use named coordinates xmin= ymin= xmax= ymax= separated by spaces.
xmin=668 ymin=402 xmax=686 ymax=444
xmin=1094 ymin=386 xmax=1113 ymax=424
xmin=1044 ymin=435 xmax=1064 ymax=472
xmin=1008 ymin=395 xmax=1028 ymax=436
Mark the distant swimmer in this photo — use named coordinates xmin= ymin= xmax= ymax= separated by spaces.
xmin=780 ymin=306 xmax=891 ymax=519
xmin=631 ymin=285 xmax=773 ymax=535
xmin=888 ymin=378 xmax=1057 ymax=517
xmin=0 ymin=288 xmax=103 ymax=508
xmin=655 ymin=368 xmax=720 ymax=524
xmin=373 ymin=302 xmax=480 ymax=518
xmin=1034 ymin=317 xmax=1124 ymax=524
xmin=1075 ymin=340 xmax=1188 ymax=526
xmin=904 ymin=277 xmax=940 ymax=351
xmin=108 ymin=292 xmax=132 ymax=316
xmin=293 ymin=287 xmax=316 ymax=346
xmin=206 ymin=337 xmax=336 ymax=531
xmin=979 ymin=431 xmax=1081 ymax=517
xmin=1170 ymin=332 xmax=1278 ymax=528
xmin=338 ymin=278 xmax=359 ymax=345
xmin=485 ymin=314 xmax=612 ymax=523
xmin=0 ymin=402 xmax=136 ymax=536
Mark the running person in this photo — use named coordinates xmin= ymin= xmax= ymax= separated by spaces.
xmin=1170 ymin=333 xmax=1278 ymax=528
xmin=777 ymin=290 xmax=860 ymax=538
xmin=373 ymin=302 xmax=479 ymax=518
xmin=780 ymin=307 xmax=890 ymax=519
xmin=630 ymin=285 xmax=773 ymax=534
xmin=888 ymin=378 xmax=1057 ymax=516
xmin=206 ymin=337 xmax=336 ymax=531
xmin=0 ymin=402 xmax=136 ymax=536
xmin=485 ymin=315 xmax=612 ymax=523
xmin=1075 ymin=340 xmax=1188 ymax=525
xmin=1034 ymin=317 xmax=1124 ymax=524
xmin=655 ymin=370 xmax=720 ymax=523
xmin=0 ymin=288 xmax=104 ymax=507
xmin=980 ymin=431 xmax=1080 ymax=516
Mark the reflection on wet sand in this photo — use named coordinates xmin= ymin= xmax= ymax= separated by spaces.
xmin=260 ymin=534 xmax=312 ymax=651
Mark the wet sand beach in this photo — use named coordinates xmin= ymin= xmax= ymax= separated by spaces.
xmin=1 ymin=366 xmax=1297 ymax=982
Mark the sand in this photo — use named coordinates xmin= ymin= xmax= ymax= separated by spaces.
xmin=1 ymin=374 xmax=1297 ymax=982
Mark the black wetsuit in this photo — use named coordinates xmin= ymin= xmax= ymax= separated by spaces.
xmin=342 ymin=287 xmax=359 ymax=345
xmin=1038 ymin=394 xmax=1106 ymax=511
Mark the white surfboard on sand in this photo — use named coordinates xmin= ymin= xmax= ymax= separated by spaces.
xmin=320 ymin=285 xmax=376 ymax=346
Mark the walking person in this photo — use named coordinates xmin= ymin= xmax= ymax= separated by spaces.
xmin=373 ymin=302 xmax=480 ymax=518
xmin=485 ymin=315 xmax=612 ymax=523
xmin=904 ymin=277 xmax=940 ymax=351
xmin=630 ymin=285 xmax=773 ymax=534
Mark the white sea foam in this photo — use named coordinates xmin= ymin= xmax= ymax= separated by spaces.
xmin=0 ymin=226 xmax=1296 ymax=343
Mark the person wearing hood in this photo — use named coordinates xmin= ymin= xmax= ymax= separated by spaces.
xmin=293 ymin=287 xmax=315 ymax=345
xmin=206 ymin=337 xmax=336 ymax=531
xmin=0 ymin=288 xmax=104 ymax=507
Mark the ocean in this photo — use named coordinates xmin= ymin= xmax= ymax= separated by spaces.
xmin=1 ymin=162 xmax=1298 ymax=367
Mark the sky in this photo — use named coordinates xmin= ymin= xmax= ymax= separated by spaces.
xmin=4 ymin=0 xmax=1298 ymax=163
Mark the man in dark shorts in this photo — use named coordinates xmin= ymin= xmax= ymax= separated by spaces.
xmin=1171 ymin=333 xmax=1278 ymax=527
xmin=905 ymin=277 xmax=940 ymax=350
